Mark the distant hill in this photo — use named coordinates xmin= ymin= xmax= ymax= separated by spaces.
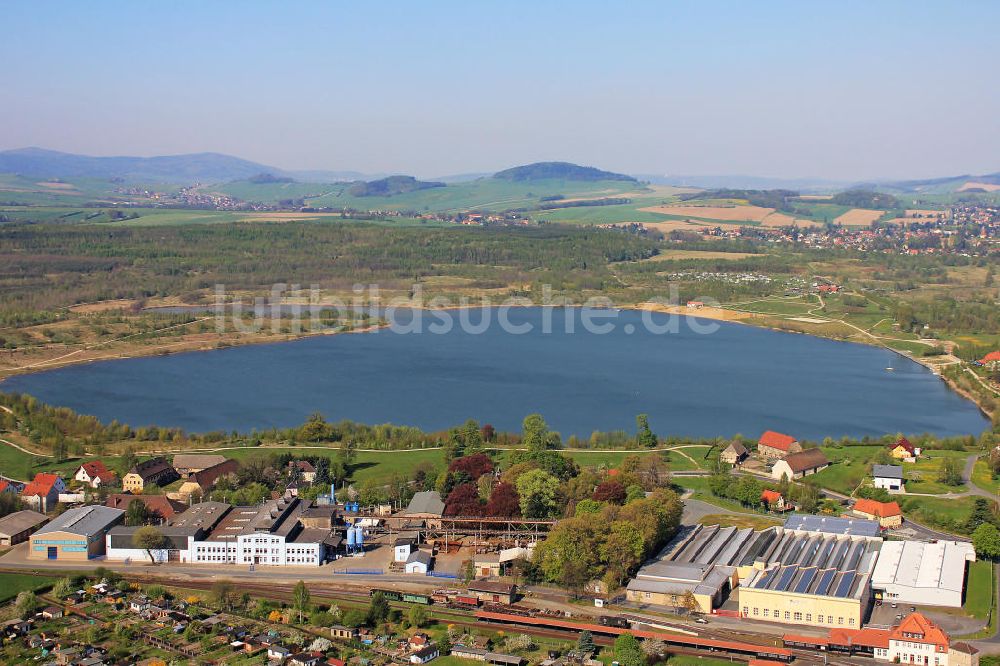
xmin=347 ymin=175 xmax=446 ymax=197
xmin=870 ymin=172 xmax=1000 ymax=194
xmin=493 ymin=161 xmax=636 ymax=182
xmin=0 ymin=147 xmax=292 ymax=184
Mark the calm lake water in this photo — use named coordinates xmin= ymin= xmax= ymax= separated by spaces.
xmin=1 ymin=308 xmax=989 ymax=439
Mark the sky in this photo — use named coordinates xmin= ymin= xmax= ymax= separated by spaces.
xmin=2 ymin=1 xmax=999 ymax=181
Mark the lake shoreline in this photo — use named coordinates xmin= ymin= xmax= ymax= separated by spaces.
xmin=0 ymin=303 xmax=993 ymax=426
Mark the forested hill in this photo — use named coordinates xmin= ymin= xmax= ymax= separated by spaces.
xmin=493 ymin=161 xmax=637 ymax=182
xmin=347 ymin=175 xmax=446 ymax=197
xmin=0 ymin=147 xmax=283 ymax=183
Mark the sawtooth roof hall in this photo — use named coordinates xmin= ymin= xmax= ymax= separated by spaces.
xmin=626 ymin=516 xmax=973 ymax=629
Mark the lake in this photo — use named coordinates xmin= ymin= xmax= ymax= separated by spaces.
xmin=0 ymin=308 xmax=989 ymax=439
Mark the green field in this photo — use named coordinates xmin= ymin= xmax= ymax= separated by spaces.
xmin=809 ymin=446 xmax=969 ymax=496
xmin=971 ymin=459 xmax=999 ymax=494
xmin=217 ymin=177 xmax=647 ymax=213
xmin=0 ymin=572 xmax=58 ymax=603
xmin=964 ymin=560 xmax=994 ymax=620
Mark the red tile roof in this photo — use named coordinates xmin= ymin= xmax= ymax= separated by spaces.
xmin=981 ymin=351 xmax=1000 ymax=363
xmin=890 ymin=613 xmax=948 ymax=651
xmin=892 ymin=437 xmax=916 ymax=455
xmin=105 ymin=494 xmax=186 ymax=520
xmin=21 ymin=473 xmax=60 ymax=497
xmin=761 ymin=490 xmax=783 ymax=504
xmin=759 ymin=430 xmax=797 ymax=451
xmin=854 ymin=498 xmax=901 ymax=518
xmin=829 ymin=627 xmax=890 ymax=649
xmin=79 ymin=460 xmax=117 ymax=481
xmin=0 ymin=480 xmax=10 ymax=493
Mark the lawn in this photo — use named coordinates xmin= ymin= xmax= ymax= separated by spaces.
xmin=697 ymin=513 xmax=782 ymax=529
xmin=896 ymin=495 xmax=978 ymax=534
xmin=0 ymin=572 xmax=58 ymax=603
xmin=964 ymin=560 xmax=994 ymax=620
xmin=560 ymin=446 xmax=713 ymax=472
xmin=904 ymin=450 xmax=970 ymax=494
xmin=971 ymin=459 xmax=999 ymax=494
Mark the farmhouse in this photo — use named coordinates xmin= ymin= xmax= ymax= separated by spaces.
xmin=0 ymin=509 xmax=49 ymax=546
xmin=771 ymin=449 xmax=829 ymax=481
xmin=873 ymin=465 xmax=904 ymax=491
xmin=177 ymin=459 xmax=239 ymax=497
xmin=74 ymin=461 xmax=117 ymax=488
xmin=720 ymin=441 xmax=749 ymax=466
xmin=871 ymin=540 xmax=975 ymax=608
xmin=122 ymin=457 xmax=178 ymax=493
xmin=29 ymin=505 xmax=124 ymax=560
xmin=852 ymin=499 xmax=902 ymax=528
xmin=889 ymin=437 xmax=919 ymax=462
xmin=20 ymin=473 xmax=66 ymax=512
xmin=172 ymin=454 xmax=228 ymax=477
xmin=757 ymin=431 xmax=801 ymax=460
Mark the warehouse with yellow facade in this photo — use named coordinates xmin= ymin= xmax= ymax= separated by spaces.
xmin=627 ymin=516 xmax=883 ymax=629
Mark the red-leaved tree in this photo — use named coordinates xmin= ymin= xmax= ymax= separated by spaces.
xmin=444 ymin=483 xmax=484 ymax=516
xmin=485 ymin=482 xmax=521 ymax=517
xmin=592 ymin=480 xmax=626 ymax=505
xmin=448 ymin=453 xmax=494 ymax=480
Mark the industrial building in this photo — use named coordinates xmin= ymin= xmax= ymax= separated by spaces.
xmin=29 ymin=505 xmax=124 ymax=560
xmin=106 ymin=497 xmax=343 ymax=566
xmin=870 ymin=540 xmax=975 ymax=608
xmin=627 ymin=517 xmax=883 ymax=627
xmin=0 ymin=510 xmax=48 ymax=547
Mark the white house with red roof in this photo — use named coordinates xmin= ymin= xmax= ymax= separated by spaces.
xmin=756 ymin=430 xmax=802 ymax=460
xmin=74 ymin=461 xmax=118 ymax=488
xmin=886 ymin=613 xmax=951 ymax=666
xmin=20 ymin=473 xmax=66 ymax=512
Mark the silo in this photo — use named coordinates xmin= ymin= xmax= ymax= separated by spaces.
xmin=355 ymin=526 xmax=365 ymax=551
xmin=346 ymin=525 xmax=356 ymax=551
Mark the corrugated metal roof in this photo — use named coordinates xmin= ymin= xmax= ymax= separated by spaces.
xmin=34 ymin=505 xmax=124 ymax=537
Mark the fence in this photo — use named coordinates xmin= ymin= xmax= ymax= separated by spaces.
xmin=427 ymin=571 xmax=458 ymax=579
xmin=343 ymin=568 xmax=384 ymax=575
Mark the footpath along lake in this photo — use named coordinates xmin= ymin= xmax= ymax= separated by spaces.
xmin=1 ymin=308 xmax=989 ymax=439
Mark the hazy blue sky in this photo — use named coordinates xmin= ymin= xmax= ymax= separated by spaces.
xmin=2 ymin=1 xmax=998 ymax=180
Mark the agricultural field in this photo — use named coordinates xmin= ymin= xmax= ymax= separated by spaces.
xmin=0 ymin=572 xmax=57 ymax=603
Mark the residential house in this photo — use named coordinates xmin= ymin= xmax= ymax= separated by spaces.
xmin=0 ymin=479 xmax=21 ymax=494
xmin=172 ymin=454 xmax=228 ymax=477
xmin=20 ymin=473 xmax=66 ymax=512
xmin=757 ymin=431 xmax=802 ymax=460
xmin=105 ymin=494 xmax=187 ymax=524
xmin=873 ymin=465 xmax=904 ymax=491
xmin=979 ymin=351 xmax=1000 ymax=370
xmin=177 ymin=459 xmax=239 ymax=497
xmin=720 ymin=441 xmax=749 ymax=466
xmin=405 ymin=549 xmax=433 ymax=574
xmin=0 ymin=509 xmax=49 ymax=546
xmin=853 ymin=499 xmax=903 ymax=528
xmin=74 ymin=461 xmax=118 ymax=488
xmin=122 ymin=457 xmax=178 ymax=493
xmin=889 ymin=437 xmax=920 ymax=462
xmin=289 ymin=461 xmax=317 ymax=482
xmin=771 ymin=449 xmax=829 ymax=481
xmin=760 ymin=490 xmax=790 ymax=512
xmin=886 ymin=613 xmax=950 ymax=665
xmin=130 ymin=596 xmax=151 ymax=613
